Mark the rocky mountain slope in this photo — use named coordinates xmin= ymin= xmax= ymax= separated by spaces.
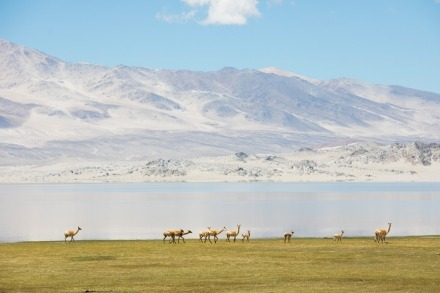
xmin=1 ymin=39 xmax=440 ymax=167
xmin=0 ymin=142 xmax=438 ymax=183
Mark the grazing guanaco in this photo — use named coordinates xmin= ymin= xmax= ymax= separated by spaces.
xmin=284 ymin=231 xmax=294 ymax=243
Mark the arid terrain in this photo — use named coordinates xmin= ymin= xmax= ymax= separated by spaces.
xmin=2 ymin=141 xmax=438 ymax=183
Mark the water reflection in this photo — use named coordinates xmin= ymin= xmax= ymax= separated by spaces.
xmin=0 ymin=183 xmax=439 ymax=242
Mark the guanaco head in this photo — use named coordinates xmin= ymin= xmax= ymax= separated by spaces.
xmin=78 ymin=226 xmax=82 ymax=231
xmin=187 ymin=230 xmax=193 ymax=233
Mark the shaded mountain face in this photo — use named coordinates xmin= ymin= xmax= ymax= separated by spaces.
xmin=0 ymin=39 xmax=439 ymax=162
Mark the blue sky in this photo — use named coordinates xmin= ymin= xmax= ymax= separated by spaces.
xmin=1 ymin=0 xmax=440 ymax=93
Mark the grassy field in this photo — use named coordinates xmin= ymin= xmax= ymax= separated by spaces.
xmin=1 ymin=237 xmax=440 ymax=292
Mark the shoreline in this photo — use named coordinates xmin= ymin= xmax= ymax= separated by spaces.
xmin=2 ymin=235 xmax=440 ymax=244
xmin=1 ymin=142 xmax=439 ymax=184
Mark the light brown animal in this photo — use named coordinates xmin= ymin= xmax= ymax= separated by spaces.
xmin=226 ymin=224 xmax=241 ymax=242
xmin=284 ymin=231 xmax=294 ymax=243
xmin=199 ymin=227 xmax=211 ymax=243
xmin=375 ymin=223 xmax=391 ymax=243
xmin=207 ymin=227 xmax=226 ymax=244
xmin=64 ymin=226 xmax=82 ymax=243
xmin=171 ymin=230 xmax=192 ymax=244
xmin=163 ymin=229 xmax=183 ymax=243
xmin=333 ymin=230 xmax=344 ymax=243
xmin=242 ymin=230 xmax=250 ymax=242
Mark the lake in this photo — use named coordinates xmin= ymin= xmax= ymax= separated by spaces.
xmin=0 ymin=183 xmax=439 ymax=242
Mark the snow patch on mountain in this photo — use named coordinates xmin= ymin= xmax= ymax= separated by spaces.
xmin=0 ymin=39 xmax=439 ymax=169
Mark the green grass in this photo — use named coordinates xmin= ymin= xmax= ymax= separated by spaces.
xmin=1 ymin=237 xmax=440 ymax=292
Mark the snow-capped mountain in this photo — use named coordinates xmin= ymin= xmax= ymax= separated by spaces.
xmin=1 ymin=39 xmax=439 ymax=164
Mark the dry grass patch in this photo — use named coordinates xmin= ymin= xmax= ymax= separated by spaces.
xmin=1 ymin=237 xmax=440 ymax=292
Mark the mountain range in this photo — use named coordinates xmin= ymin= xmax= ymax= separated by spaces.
xmin=1 ymin=39 xmax=439 ymax=165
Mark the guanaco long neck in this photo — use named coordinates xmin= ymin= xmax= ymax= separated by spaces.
xmin=213 ymin=227 xmax=225 ymax=235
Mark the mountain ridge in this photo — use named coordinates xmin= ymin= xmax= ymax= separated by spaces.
xmin=1 ymin=39 xmax=439 ymax=164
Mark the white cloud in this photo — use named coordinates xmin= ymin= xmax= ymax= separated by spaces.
xmin=156 ymin=10 xmax=197 ymax=24
xmin=184 ymin=0 xmax=211 ymax=5
xmin=182 ymin=0 xmax=261 ymax=25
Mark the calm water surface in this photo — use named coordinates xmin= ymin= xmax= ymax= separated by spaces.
xmin=0 ymin=183 xmax=439 ymax=242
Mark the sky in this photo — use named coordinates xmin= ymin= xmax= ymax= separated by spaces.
xmin=1 ymin=0 xmax=440 ymax=93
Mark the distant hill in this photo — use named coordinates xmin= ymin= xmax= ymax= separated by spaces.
xmin=1 ymin=39 xmax=439 ymax=164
